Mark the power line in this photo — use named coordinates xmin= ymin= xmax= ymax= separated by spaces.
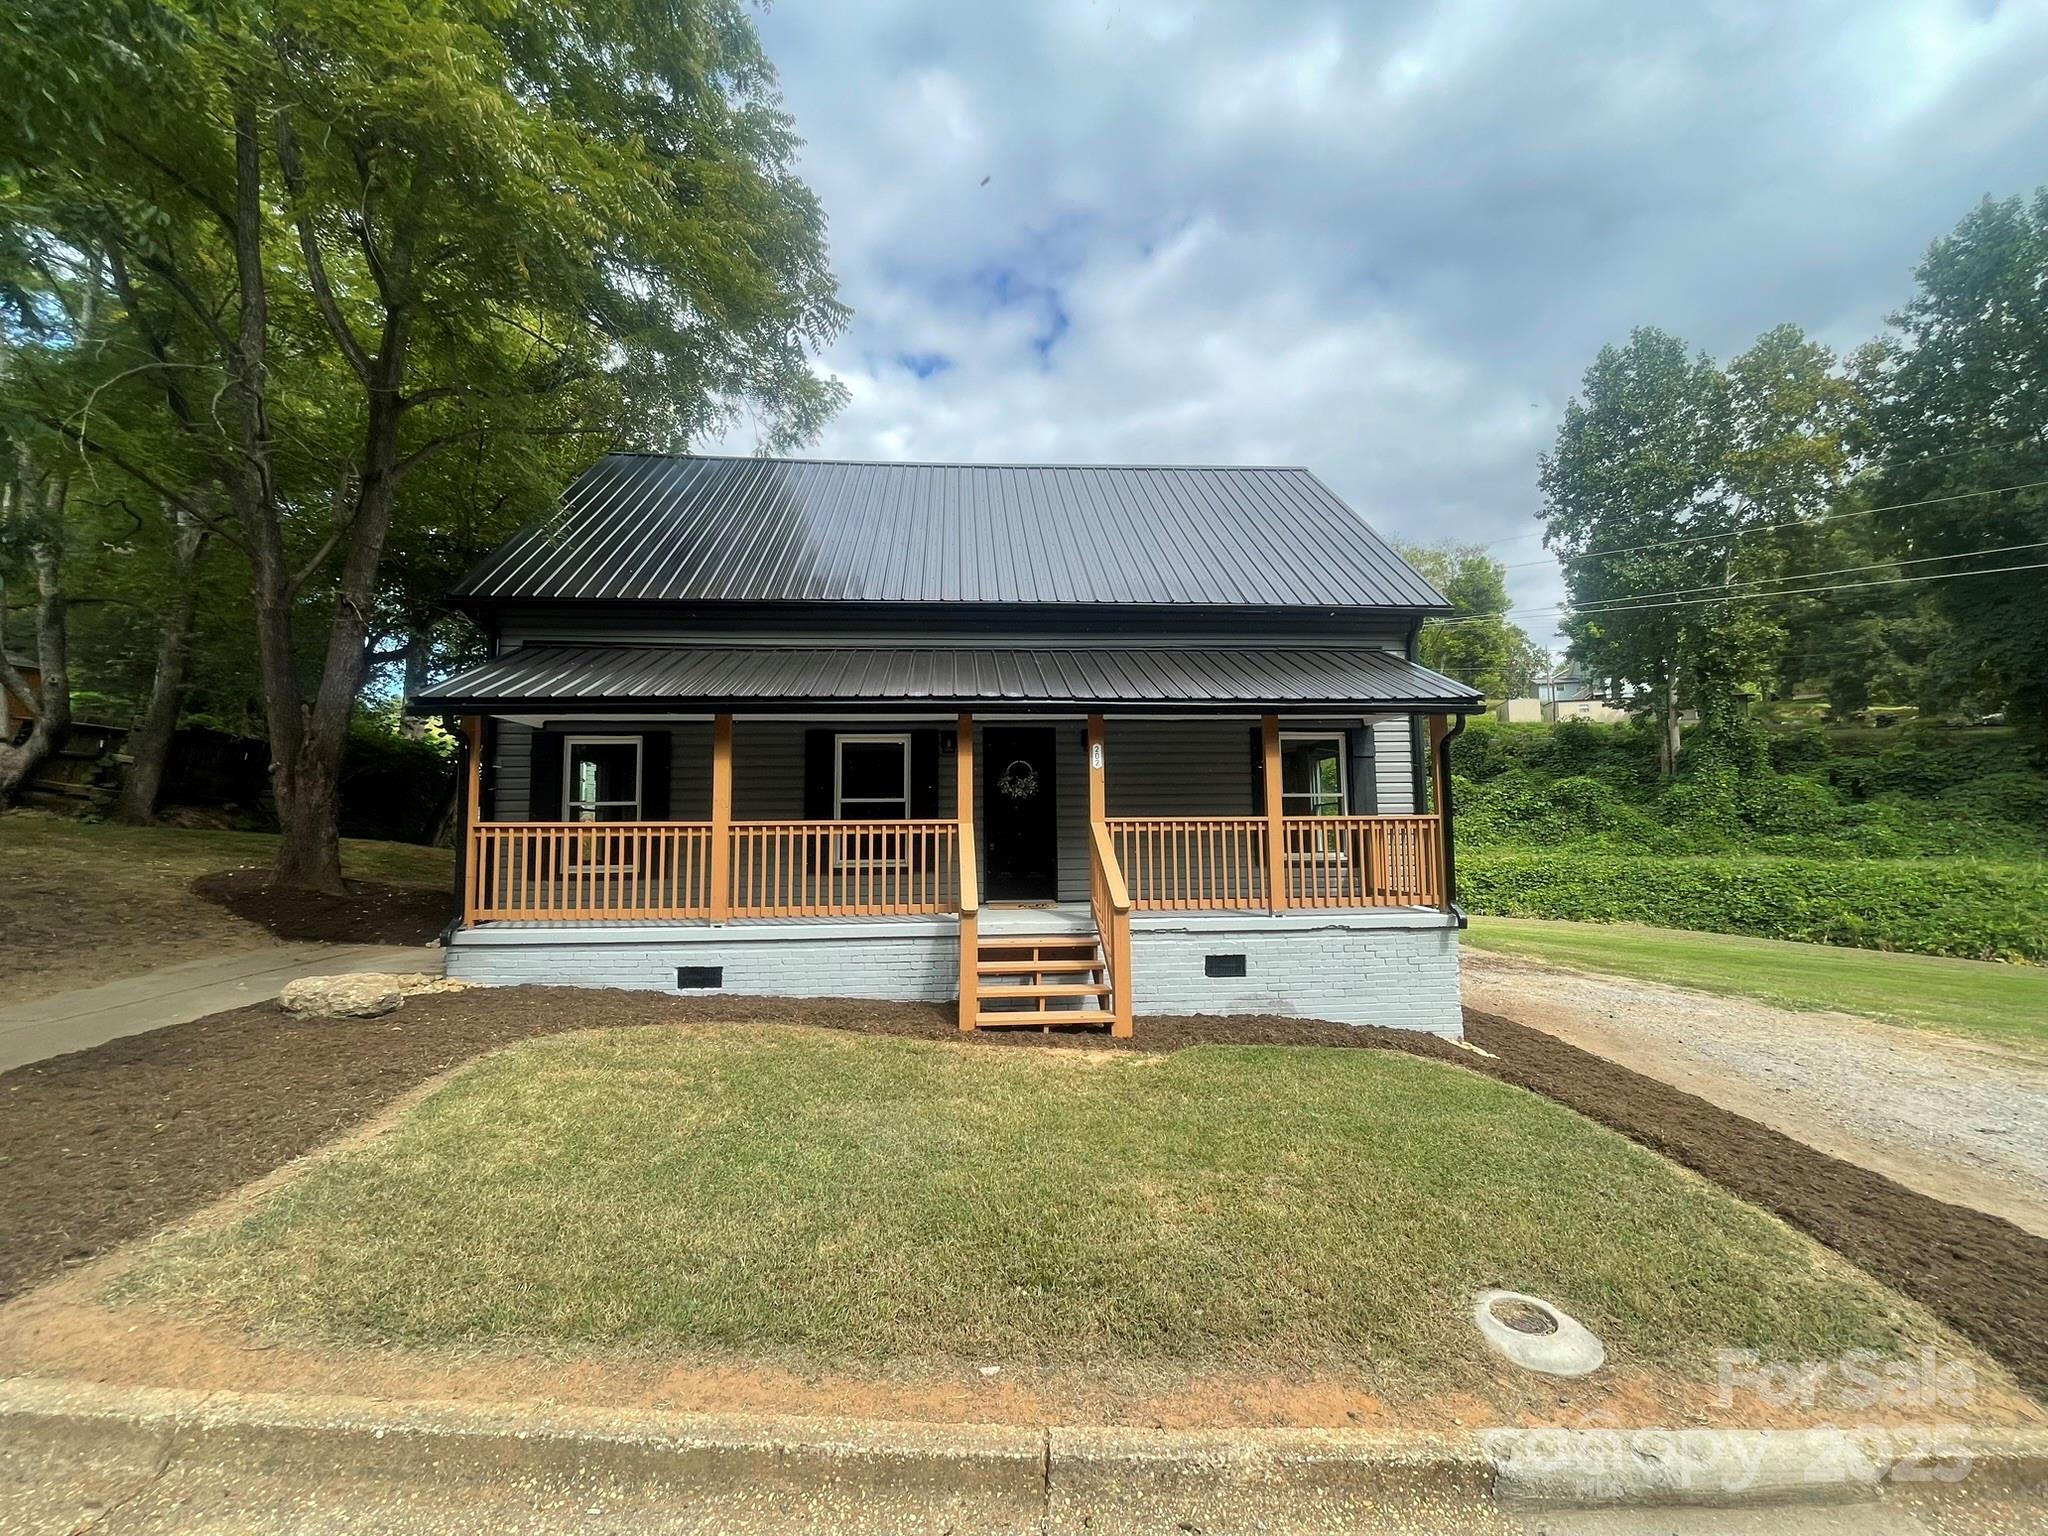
xmin=1497 ymin=476 xmax=2048 ymax=573
xmin=1478 ymin=435 xmax=2048 ymax=550
xmin=1423 ymin=554 xmax=2048 ymax=629
xmin=1565 ymin=538 xmax=2048 ymax=615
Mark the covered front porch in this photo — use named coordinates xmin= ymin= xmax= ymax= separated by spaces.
xmin=447 ymin=707 xmax=1464 ymax=1036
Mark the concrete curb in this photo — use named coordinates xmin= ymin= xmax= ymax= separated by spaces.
xmin=4 ymin=1377 xmax=2044 ymax=1532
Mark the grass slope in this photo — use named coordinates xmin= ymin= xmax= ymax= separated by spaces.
xmin=128 ymin=1025 xmax=1926 ymax=1391
xmin=0 ymin=812 xmax=452 ymax=1001
xmin=1465 ymin=916 xmax=2048 ymax=1055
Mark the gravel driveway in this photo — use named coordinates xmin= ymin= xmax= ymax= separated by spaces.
xmin=1462 ymin=950 xmax=2048 ymax=1239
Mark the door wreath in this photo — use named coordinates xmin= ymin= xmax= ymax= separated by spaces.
xmin=995 ymin=760 xmax=1041 ymax=800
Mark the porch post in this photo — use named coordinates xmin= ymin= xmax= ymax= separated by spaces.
xmin=1086 ymin=713 xmax=1107 ymax=823
xmin=1428 ymin=713 xmax=1455 ymax=913
xmin=709 ymin=713 xmax=734 ymax=921
xmin=459 ymin=715 xmax=484 ymax=926
xmin=1261 ymin=712 xmax=1288 ymax=913
xmin=956 ymin=712 xmax=977 ymax=1031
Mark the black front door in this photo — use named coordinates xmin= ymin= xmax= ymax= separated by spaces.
xmin=982 ymin=727 xmax=1059 ymax=901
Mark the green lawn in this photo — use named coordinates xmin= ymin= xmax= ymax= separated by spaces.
xmin=124 ymin=1024 xmax=1932 ymax=1393
xmin=1466 ymin=916 xmax=2048 ymax=1055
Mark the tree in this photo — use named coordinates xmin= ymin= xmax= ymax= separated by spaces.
xmin=1864 ymin=191 xmax=2048 ymax=733
xmin=1398 ymin=541 xmax=1542 ymax=698
xmin=2 ymin=0 xmax=846 ymax=888
xmin=1540 ymin=329 xmax=1733 ymax=775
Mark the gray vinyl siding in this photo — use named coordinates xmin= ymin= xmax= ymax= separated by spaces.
xmin=1363 ymin=716 xmax=1419 ymax=814
xmin=1103 ymin=720 xmax=1256 ymax=816
xmin=488 ymin=721 xmax=532 ymax=820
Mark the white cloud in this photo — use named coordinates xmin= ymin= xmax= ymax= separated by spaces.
xmin=711 ymin=0 xmax=2048 ymax=645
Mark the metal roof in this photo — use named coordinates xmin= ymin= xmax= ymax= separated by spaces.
xmin=415 ymin=644 xmax=1482 ymax=712
xmin=451 ymin=455 xmax=1450 ymax=609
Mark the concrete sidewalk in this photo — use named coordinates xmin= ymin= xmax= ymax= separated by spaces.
xmin=0 ymin=943 xmax=441 ymax=1073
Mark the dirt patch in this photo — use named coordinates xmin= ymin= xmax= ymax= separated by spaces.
xmin=1461 ymin=1010 xmax=2048 ymax=1403
xmin=1464 ymin=950 xmax=2048 ymax=1238
xmin=191 ymin=867 xmax=452 ymax=946
xmin=0 ymin=813 xmax=275 ymax=1002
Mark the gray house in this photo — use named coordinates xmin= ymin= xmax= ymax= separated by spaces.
xmin=413 ymin=455 xmax=1482 ymax=1036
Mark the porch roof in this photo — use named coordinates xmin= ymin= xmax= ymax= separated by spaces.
xmin=415 ymin=643 xmax=1483 ymax=714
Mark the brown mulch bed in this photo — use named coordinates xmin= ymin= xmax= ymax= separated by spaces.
xmin=191 ymin=867 xmax=453 ymax=945
xmin=2 ymin=989 xmax=2042 ymax=1400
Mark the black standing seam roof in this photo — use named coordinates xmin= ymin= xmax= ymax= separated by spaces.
xmin=450 ymin=455 xmax=1452 ymax=609
xmin=412 ymin=644 xmax=1484 ymax=712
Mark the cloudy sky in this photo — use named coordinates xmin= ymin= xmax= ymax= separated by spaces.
xmin=713 ymin=0 xmax=2048 ymax=643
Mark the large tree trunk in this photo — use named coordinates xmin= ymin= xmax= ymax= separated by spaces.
xmin=0 ymin=486 xmax=74 ymax=807
xmin=1659 ymin=667 xmax=1683 ymax=778
xmin=114 ymin=502 xmax=209 ymax=823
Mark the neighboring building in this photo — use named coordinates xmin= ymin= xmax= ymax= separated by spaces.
xmin=413 ymin=456 xmax=1483 ymax=1037
xmin=1533 ymin=663 xmax=1629 ymax=724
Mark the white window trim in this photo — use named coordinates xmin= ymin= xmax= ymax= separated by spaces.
xmin=561 ymin=735 xmax=643 ymax=821
xmin=833 ymin=733 xmax=912 ymax=867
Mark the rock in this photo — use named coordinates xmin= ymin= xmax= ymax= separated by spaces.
xmin=279 ymin=974 xmax=407 ymax=1019
xmin=397 ymin=975 xmax=471 ymax=998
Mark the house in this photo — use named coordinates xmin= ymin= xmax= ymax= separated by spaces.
xmin=412 ymin=455 xmax=1483 ymax=1037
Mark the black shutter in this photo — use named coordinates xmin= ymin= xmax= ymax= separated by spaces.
xmin=1346 ymin=726 xmax=1377 ymax=815
xmin=641 ymin=730 xmax=672 ymax=819
xmin=1250 ymin=727 xmax=1266 ymax=814
xmin=803 ymin=730 xmax=834 ymax=819
xmin=910 ymin=730 xmax=940 ymax=817
xmin=530 ymin=730 xmax=565 ymax=821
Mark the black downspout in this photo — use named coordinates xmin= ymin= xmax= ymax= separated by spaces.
xmin=1439 ymin=713 xmax=1467 ymax=924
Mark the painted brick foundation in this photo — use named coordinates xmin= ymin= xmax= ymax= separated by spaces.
xmin=445 ymin=912 xmax=1463 ymax=1036
xmin=446 ymin=921 xmax=957 ymax=1002
xmin=1129 ymin=914 xmax=1462 ymax=1035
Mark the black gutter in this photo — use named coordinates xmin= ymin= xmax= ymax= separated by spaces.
xmin=1439 ymin=713 xmax=1467 ymax=919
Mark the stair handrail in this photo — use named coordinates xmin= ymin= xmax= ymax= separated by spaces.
xmin=1088 ymin=819 xmax=1134 ymax=1037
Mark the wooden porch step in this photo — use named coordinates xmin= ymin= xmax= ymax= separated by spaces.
xmin=977 ymin=982 xmax=1112 ymax=1001
xmin=976 ymin=934 xmax=1100 ymax=951
xmin=976 ymin=958 xmax=1103 ymax=975
xmin=973 ymin=1009 xmax=1109 ymax=1028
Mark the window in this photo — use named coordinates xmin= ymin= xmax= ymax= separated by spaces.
xmin=1279 ymin=734 xmax=1346 ymax=817
xmin=562 ymin=737 xmax=642 ymax=823
xmin=834 ymin=734 xmax=911 ymax=820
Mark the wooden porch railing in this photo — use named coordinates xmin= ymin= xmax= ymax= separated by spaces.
xmin=1281 ymin=814 xmax=1442 ymax=908
xmin=1103 ymin=814 xmax=1444 ymax=911
xmin=1088 ymin=821 xmax=1134 ymax=1037
xmin=729 ymin=819 xmax=960 ymax=917
xmin=469 ymin=821 xmax=717 ymax=922
xmin=468 ymin=819 xmax=960 ymax=922
xmin=1106 ymin=816 xmax=1266 ymax=910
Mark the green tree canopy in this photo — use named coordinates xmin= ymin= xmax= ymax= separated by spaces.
xmin=1398 ymin=541 xmax=1543 ymax=699
xmin=1864 ymin=191 xmax=2048 ymax=731
xmin=1 ymin=0 xmax=847 ymax=883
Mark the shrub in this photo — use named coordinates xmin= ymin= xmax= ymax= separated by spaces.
xmin=1766 ymin=725 xmax=1831 ymax=774
xmin=1459 ymin=852 xmax=2048 ymax=962
xmin=338 ymin=725 xmax=454 ymax=845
